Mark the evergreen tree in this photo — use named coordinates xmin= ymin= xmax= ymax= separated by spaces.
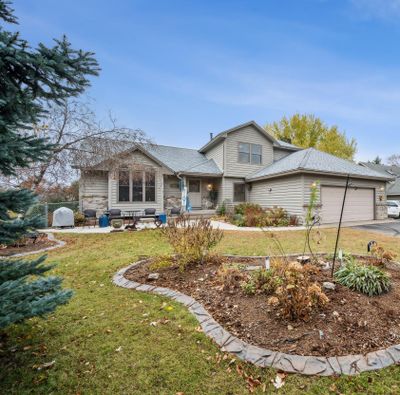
xmin=0 ymin=0 xmax=99 ymax=328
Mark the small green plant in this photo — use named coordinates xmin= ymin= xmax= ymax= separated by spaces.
xmin=241 ymin=280 xmax=256 ymax=295
xmin=217 ymin=201 xmax=226 ymax=216
xmin=334 ymin=262 xmax=391 ymax=296
xmin=149 ymin=255 xmax=175 ymax=271
xmin=232 ymin=213 xmax=245 ymax=227
xmin=240 ymin=268 xmax=282 ymax=296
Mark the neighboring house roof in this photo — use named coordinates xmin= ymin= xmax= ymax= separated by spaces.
xmin=247 ymin=148 xmax=394 ymax=181
xmin=359 ymin=162 xmax=400 ymax=177
xmin=198 ymin=120 xmax=301 ymax=153
xmin=145 ymin=144 xmax=222 ymax=175
xmin=388 ymin=179 xmax=400 ymax=196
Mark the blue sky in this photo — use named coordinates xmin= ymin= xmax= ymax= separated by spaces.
xmin=10 ymin=0 xmax=400 ymax=161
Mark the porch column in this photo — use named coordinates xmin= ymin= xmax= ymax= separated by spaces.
xmin=181 ymin=175 xmax=187 ymax=212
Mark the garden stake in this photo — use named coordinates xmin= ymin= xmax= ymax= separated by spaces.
xmin=331 ymin=174 xmax=350 ymax=277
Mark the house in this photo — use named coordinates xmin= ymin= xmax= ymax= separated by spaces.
xmin=78 ymin=121 xmax=393 ymax=224
xmin=359 ymin=162 xmax=400 ymax=201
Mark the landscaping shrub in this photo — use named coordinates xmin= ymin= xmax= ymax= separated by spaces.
xmin=334 ymin=262 xmax=391 ymax=296
xmin=275 ymin=262 xmax=329 ymax=321
xmin=232 ymin=213 xmax=245 ymax=227
xmin=161 ymin=215 xmax=223 ymax=270
xmin=240 ymin=268 xmax=282 ymax=295
xmin=74 ymin=212 xmax=85 ymax=226
xmin=234 ymin=203 xmax=263 ymax=216
xmin=370 ymin=244 xmax=396 ymax=267
xmin=217 ymin=264 xmax=246 ymax=290
xmin=231 ymin=204 xmax=291 ymax=227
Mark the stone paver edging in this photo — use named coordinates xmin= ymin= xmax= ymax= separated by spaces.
xmin=113 ymin=259 xmax=400 ymax=376
xmin=0 ymin=233 xmax=66 ymax=259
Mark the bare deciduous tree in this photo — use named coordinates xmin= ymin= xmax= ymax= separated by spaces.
xmin=1 ymin=99 xmax=150 ymax=190
xmin=387 ymin=154 xmax=400 ymax=167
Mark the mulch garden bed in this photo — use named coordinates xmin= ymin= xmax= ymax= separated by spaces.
xmin=125 ymin=256 xmax=400 ymax=357
xmin=0 ymin=235 xmax=56 ymax=257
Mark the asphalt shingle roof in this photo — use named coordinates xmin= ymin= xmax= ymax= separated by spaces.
xmin=388 ymin=179 xmax=400 ymax=195
xmin=276 ymin=140 xmax=300 ymax=150
xmin=360 ymin=162 xmax=400 ymax=177
xmin=145 ymin=144 xmax=222 ymax=174
xmin=247 ymin=148 xmax=394 ymax=181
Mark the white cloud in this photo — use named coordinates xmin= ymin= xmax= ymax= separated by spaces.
xmin=351 ymin=0 xmax=400 ymax=20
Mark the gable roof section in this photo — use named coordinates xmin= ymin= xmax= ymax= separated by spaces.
xmin=145 ymin=144 xmax=222 ymax=175
xmin=199 ymin=120 xmax=286 ymax=153
xmin=247 ymin=148 xmax=394 ymax=181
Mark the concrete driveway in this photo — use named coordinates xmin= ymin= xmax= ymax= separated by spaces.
xmin=352 ymin=219 xmax=400 ymax=237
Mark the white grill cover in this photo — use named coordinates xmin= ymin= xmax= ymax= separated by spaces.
xmin=52 ymin=207 xmax=74 ymax=227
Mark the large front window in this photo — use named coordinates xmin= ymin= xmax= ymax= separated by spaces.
xmin=118 ymin=170 xmax=156 ymax=202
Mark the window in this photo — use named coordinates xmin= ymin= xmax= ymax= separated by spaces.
xmin=233 ymin=183 xmax=246 ymax=202
xmin=251 ymin=144 xmax=262 ymax=164
xmin=189 ymin=179 xmax=201 ymax=193
xmin=118 ymin=169 xmax=156 ymax=202
xmin=145 ymin=171 xmax=156 ymax=202
xmin=238 ymin=143 xmax=262 ymax=164
xmin=118 ymin=170 xmax=130 ymax=202
xmin=238 ymin=143 xmax=250 ymax=163
xmin=132 ymin=171 xmax=143 ymax=202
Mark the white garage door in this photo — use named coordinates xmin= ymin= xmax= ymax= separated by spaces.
xmin=320 ymin=186 xmax=375 ymax=224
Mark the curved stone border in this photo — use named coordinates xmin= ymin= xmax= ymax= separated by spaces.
xmin=0 ymin=233 xmax=66 ymax=259
xmin=113 ymin=259 xmax=400 ymax=376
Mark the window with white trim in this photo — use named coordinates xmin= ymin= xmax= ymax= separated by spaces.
xmin=238 ymin=143 xmax=262 ymax=164
xmin=118 ymin=170 xmax=156 ymax=202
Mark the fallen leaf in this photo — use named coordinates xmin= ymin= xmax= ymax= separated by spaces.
xmin=272 ymin=372 xmax=286 ymax=389
xmin=34 ymin=360 xmax=55 ymax=371
xmin=115 ymin=346 xmax=122 ymax=352
xmin=150 ymin=321 xmax=158 ymax=327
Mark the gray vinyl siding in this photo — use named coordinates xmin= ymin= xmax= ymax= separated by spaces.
xmin=224 ymin=125 xmax=274 ymax=177
xmin=205 ymin=141 xmax=224 ymax=171
xmin=273 ymin=148 xmax=293 ymax=161
xmin=248 ymin=175 xmax=304 ymax=217
xmin=302 ymin=174 xmax=388 ymax=220
xmin=79 ymin=170 xmax=109 ymax=214
xmin=108 ymin=150 xmax=168 ymax=212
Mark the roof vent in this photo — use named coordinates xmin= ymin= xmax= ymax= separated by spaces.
xmin=210 ymin=132 xmax=213 ymax=140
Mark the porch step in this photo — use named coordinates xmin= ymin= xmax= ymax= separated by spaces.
xmin=186 ymin=209 xmax=216 ymax=219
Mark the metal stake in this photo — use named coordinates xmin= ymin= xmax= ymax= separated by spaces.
xmin=331 ymin=174 xmax=350 ymax=277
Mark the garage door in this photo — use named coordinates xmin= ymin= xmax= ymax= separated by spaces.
xmin=320 ymin=186 xmax=374 ymax=224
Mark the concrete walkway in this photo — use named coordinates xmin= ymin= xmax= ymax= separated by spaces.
xmin=42 ymin=218 xmax=397 ymax=234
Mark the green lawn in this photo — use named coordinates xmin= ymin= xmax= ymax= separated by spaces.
xmin=1 ymin=228 xmax=400 ymax=394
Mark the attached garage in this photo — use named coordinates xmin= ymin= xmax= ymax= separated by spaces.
xmin=320 ymin=186 xmax=375 ymax=224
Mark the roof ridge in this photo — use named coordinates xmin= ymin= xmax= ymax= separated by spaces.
xmin=298 ymin=147 xmax=313 ymax=169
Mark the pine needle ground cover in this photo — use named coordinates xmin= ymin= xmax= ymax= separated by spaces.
xmin=2 ymin=229 xmax=400 ymax=394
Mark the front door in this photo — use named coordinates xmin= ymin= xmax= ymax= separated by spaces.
xmin=188 ymin=179 xmax=202 ymax=209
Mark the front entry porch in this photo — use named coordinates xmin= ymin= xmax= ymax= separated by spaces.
xmin=163 ymin=175 xmax=221 ymax=212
